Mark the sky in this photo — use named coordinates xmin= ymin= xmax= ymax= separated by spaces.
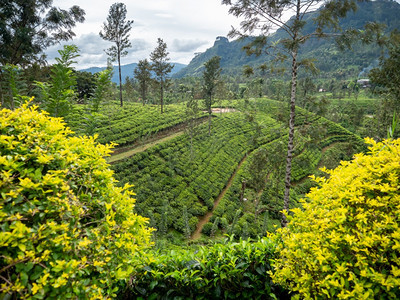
xmin=46 ymin=0 xmax=244 ymax=69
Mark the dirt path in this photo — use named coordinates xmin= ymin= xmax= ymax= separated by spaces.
xmin=108 ymin=109 xmax=235 ymax=164
xmin=191 ymin=155 xmax=248 ymax=240
xmin=108 ymin=131 xmax=185 ymax=163
xmin=107 ymin=117 xmax=209 ymax=163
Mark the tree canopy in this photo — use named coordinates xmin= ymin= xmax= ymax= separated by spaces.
xmin=150 ymin=38 xmax=173 ymax=114
xmin=100 ymin=2 xmax=133 ymax=107
xmin=203 ymin=56 xmax=221 ymax=135
xmin=134 ymin=59 xmax=152 ymax=106
xmin=0 ymin=0 xmax=85 ymax=66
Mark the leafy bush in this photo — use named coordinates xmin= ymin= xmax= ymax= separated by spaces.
xmin=0 ymin=102 xmax=152 ymax=298
xmin=201 ymin=222 xmax=213 ymax=236
xmin=272 ymin=138 xmax=400 ymax=299
xmin=124 ymin=238 xmax=289 ymax=299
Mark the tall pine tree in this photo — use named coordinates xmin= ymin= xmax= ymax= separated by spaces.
xmin=202 ymin=56 xmax=221 ymax=136
xmin=134 ymin=59 xmax=151 ymax=106
xmin=150 ymin=38 xmax=173 ymax=114
xmin=100 ymin=3 xmax=133 ymax=107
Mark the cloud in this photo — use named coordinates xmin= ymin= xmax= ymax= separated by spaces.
xmin=154 ymin=13 xmax=173 ymax=19
xmin=130 ymin=39 xmax=152 ymax=52
xmin=74 ymin=33 xmax=109 ymax=54
xmin=44 ymin=33 xmax=154 ymax=69
xmin=171 ymin=39 xmax=208 ymax=52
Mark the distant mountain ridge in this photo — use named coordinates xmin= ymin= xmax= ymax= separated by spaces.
xmin=173 ymin=0 xmax=400 ymax=79
xmin=80 ymin=62 xmax=187 ymax=84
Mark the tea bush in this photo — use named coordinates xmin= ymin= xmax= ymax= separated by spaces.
xmin=272 ymin=138 xmax=400 ymax=299
xmin=0 ymin=102 xmax=152 ymax=299
xmin=124 ymin=237 xmax=289 ymax=299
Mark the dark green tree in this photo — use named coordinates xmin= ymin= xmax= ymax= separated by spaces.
xmin=35 ymin=45 xmax=79 ymax=118
xmin=0 ymin=0 xmax=85 ymax=67
xmin=91 ymin=68 xmax=113 ymax=112
xmin=369 ymin=31 xmax=400 ymax=139
xmin=185 ymin=96 xmax=200 ymax=158
xmin=0 ymin=64 xmax=27 ymax=109
xmin=75 ymin=71 xmax=96 ymax=103
xmin=150 ymin=38 xmax=173 ymax=114
xmin=202 ymin=56 xmax=221 ymax=136
xmin=100 ymin=2 xmax=133 ymax=107
xmin=223 ymin=0 xmax=360 ymax=227
xmin=134 ymin=59 xmax=152 ymax=105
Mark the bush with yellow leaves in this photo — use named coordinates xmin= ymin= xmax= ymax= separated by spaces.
xmin=272 ymin=138 xmax=400 ymax=299
xmin=0 ymin=102 xmax=153 ymax=299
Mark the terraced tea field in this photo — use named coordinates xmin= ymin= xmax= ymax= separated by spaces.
xmin=69 ymin=99 xmax=366 ymax=241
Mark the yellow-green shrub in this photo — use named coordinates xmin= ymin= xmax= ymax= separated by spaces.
xmin=272 ymin=138 xmax=400 ymax=299
xmin=0 ymin=102 xmax=153 ymax=299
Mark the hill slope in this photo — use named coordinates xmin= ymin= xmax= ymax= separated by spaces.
xmin=91 ymin=99 xmax=366 ymax=240
xmin=174 ymin=0 xmax=400 ymax=79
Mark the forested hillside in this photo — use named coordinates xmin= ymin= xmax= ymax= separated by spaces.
xmin=174 ymin=0 xmax=400 ymax=78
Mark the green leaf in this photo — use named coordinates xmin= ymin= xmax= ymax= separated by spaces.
xmin=21 ymin=271 xmax=28 ymax=286
xmin=149 ymin=280 xmax=158 ymax=290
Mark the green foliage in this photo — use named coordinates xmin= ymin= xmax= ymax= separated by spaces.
xmin=91 ymin=68 xmax=113 ymax=112
xmin=150 ymin=38 xmax=174 ymax=113
xmin=177 ymin=1 xmax=400 ymax=79
xmin=0 ymin=64 xmax=27 ymax=109
xmin=202 ymin=222 xmax=213 ymax=236
xmin=134 ymin=59 xmax=152 ymax=105
xmin=67 ymin=102 xmax=194 ymax=146
xmin=0 ymin=102 xmax=152 ymax=298
xmin=112 ymin=113 xmax=258 ymax=236
xmin=369 ymin=30 xmax=400 ymax=139
xmin=203 ymin=56 xmax=222 ymax=114
xmin=369 ymin=30 xmax=400 ymax=101
xmin=99 ymin=3 xmax=133 ymax=63
xmin=0 ymin=0 xmax=85 ymax=66
xmin=36 ymin=45 xmax=79 ymax=118
xmin=100 ymin=2 xmax=133 ymax=107
xmin=75 ymin=71 xmax=96 ymax=101
xmin=124 ymin=238 xmax=288 ymax=299
xmin=272 ymin=138 xmax=400 ymax=299
xmin=213 ymin=99 xmax=365 ymax=238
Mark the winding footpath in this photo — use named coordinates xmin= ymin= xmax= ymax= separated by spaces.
xmin=106 ymin=109 xmax=344 ymax=241
xmin=108 ymin=131 xmax=185 ymax=163
xmin=107 ymin=109 xmax=236 ymax=164
xmin=191 ymin=156 xmax=248 ymax=240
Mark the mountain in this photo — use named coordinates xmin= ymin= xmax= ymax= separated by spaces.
xmin=80 ymin=62 xmax=187 ymax=84
xmin=173 ymin=0 xmax=400 ymax=79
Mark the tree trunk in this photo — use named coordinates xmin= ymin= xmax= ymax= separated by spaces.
xmin=208 ymin=95 xmax=212 ymax=136
xmin=282 ymin=50 xmax=298 ymax=228
xmin=118 ymin=50 xmax=123 ymax=107
xmin=0 ymin=75 xmax=4 ymax=108
xmin=160 ymin=82 xmax=164 ymax=114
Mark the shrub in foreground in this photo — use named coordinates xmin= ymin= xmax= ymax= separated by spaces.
xmin=124 ymin=237 xmax=289 ymax=299
xmin=0 ymin=102 xmax=152 ymax=299
xmin=272 ymin=138 xmax=400 ymax=299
